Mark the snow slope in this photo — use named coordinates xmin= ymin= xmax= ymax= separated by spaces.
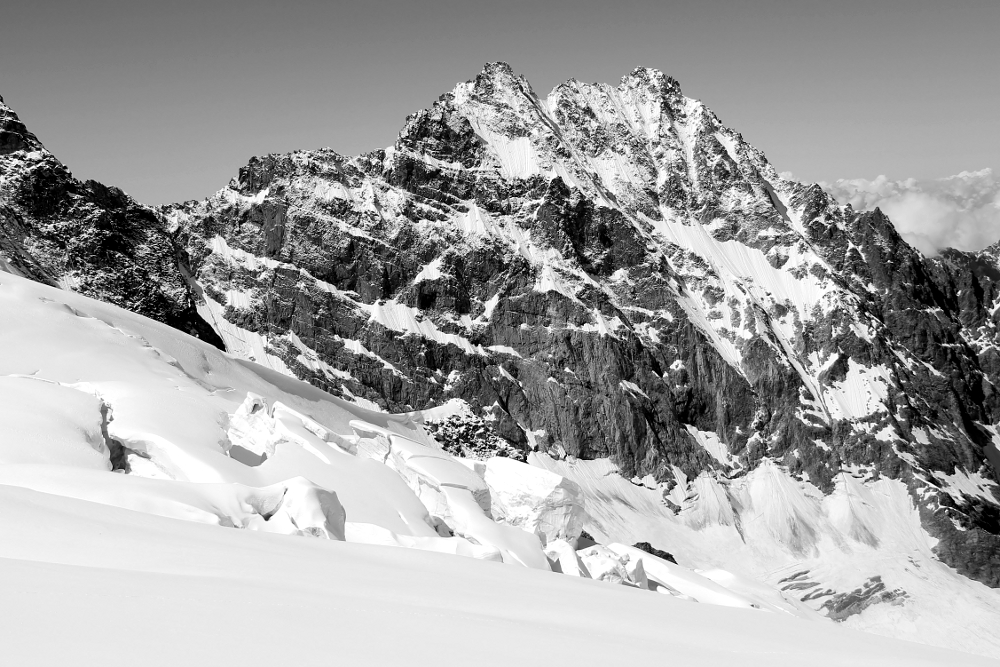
xmin=2 ymin=484 xmax=995 ymax=667
xmin=532 ymin=453 xmax=1000 ymax=657
xmin=0 ymin=270 xmax=568 ymax=563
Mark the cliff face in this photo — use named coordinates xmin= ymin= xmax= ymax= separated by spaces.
xmin=2 ymin=65 xmax=999 ymax=589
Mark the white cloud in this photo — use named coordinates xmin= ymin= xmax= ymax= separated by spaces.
xmin=821 ymin=168 xmax=1000 ymax=255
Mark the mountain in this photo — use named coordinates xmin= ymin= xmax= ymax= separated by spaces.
xmin=2 ymin=64 xmax=1000 ymax=657
xmin=0 ymin=94 xmax=223 ymax=347
xmin=164 ymin=62 xmax=1000 ymax=579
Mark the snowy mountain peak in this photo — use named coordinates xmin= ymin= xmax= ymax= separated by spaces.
xmin=3 ymin=65 xmax=1000 ymax=658
xmin=478 ymin=60 xmax=526 ymax=85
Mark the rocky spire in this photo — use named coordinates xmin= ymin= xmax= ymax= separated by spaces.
xmin=0 ymin=95 xmax=44 ymax=155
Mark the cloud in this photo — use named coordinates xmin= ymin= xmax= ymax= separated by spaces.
xmin=820 ymin=169 xmax=1000 ymax=255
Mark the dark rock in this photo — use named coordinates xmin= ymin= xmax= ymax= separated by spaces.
xmin=821 ymin=576 xmax=909 ymax=621
xmin=632 ymin=541 xmax=677 ymax=564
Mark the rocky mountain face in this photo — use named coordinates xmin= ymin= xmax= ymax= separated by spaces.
xmin=2 ymin=65 xmax=999 ymax=596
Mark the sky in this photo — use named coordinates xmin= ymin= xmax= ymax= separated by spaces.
xmin=0 ymin=0 xmax=997 ymax=207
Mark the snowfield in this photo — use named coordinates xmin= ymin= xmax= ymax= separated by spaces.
xmin=1 ymin=484 xmax=994 ymax=667
xmin=0 ymin=271 xmax=997 ymax=665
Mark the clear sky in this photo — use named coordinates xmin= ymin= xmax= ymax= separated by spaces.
xmin=1 ymin=0 xmax=997 ymax=205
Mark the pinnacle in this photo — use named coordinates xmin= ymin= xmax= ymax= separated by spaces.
xmin=481 ymin=61 xmax=516 ymax=78
xmin=0 ymin=95 xmax=44 ymax=154
xmin=474 ymin=61 xmax=529 ymax=91
xmin=463 ymin=61 xmax=540 ymax=106
xmin=621 ymin=67 xmax=683 ymax=96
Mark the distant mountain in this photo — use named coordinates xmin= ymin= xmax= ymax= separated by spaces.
xmin=2 ymin=64 xmax=1000 ymax=655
